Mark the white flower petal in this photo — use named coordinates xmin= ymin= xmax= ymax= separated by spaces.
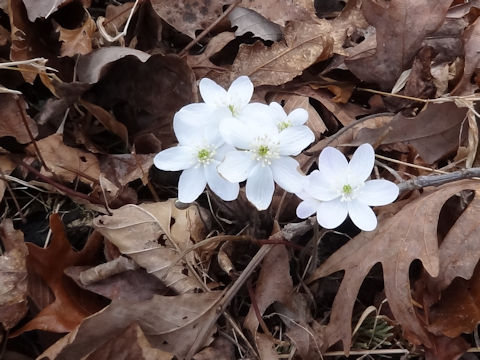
xmin=154 ymin=146 xmax=196 ymax=171
xmin=288 ymin=108 xmax=308 ymax=125
xmin=296 ymin=198 xmax=322 ymax=219
xmin=178 ymin=102 xmax=216 ymax=116
xmin=205 ymin=163 xmax=239 ymax=201
xmin=268 ymin=102 xmax=287 ymax=123
xmin=199 ymin=78 xmax=227 ymax=105
xmin=246 ymin=164 xmax=274 ymax=210
xmin=270 ymin=157 xmax=304 ymax=193
xmin=173 ymin=110 xmax=207 ymax=145
xmin=315 ymin=199 xmax=348 ymax=229
xmin=348 ymin=200 xmax=377 ymax=231
xmin=219 ymin=117 xmax=252 ymax=149
xmin=318 ymin=146 xmax=348 ymax=178
xmin=227 ymin=76 xmax=253 ymax=109
xmin=348 ymin=143 xmax=375 ymax=183
xmin=306 ymin=170 xmax=339 ymax=201
xmin=218 ymin=150 xmax=255 ymax=182
xmin=214 ymin=144 xmax=236 ymax=162
xmin=277 ymin=126 xmax=315 ymax=156
xmin=178 ymin=166 xmax=207 ymax=203
xmin=357 ymin=179 xmax=399 ymax=206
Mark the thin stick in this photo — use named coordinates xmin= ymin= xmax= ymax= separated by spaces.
xmin=16 ymin=97 xmax=50 ymax=172
xmin=324 ymin=349 xmax=408 ymax=356
xmin=179 ymin=0 xmax=242 ymax=57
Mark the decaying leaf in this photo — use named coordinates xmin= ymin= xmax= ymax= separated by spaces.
xmin=12 ymin=214 xmax=104 ymax=335
xmin=100 ymin=153 xmax=154 ymax=187
xmin=193 ymin=337 xmax=235 ymax=360
xmin=22 ymin=0 xmax=73 ymax=21
xmin=345 ymin=0 xmax=452 ymax=90
xmin=231 ymin=21 xmax=333 ymax=86
xmin=56 ymin=14 xmax=96 ymax=57
xmin=93 ymin=201 xmax=209 ymax=294
xmin=25 ymin=133 xmax=101 ymax=186
xmin=0 ymin=219 xmax=28 ymax=331
xmin=353 ymin=102 xmax=468 ymax=164
xmin=151 ymin=0 xmax=233 ymax=39
xmin=228 ymin=7 xmax=282 ymax=42
xmin=308 ymin=180 xmax=480 ymax=351
xmin=0 ymin=94 xmax=38 ymax=144
xmin=39 ymin=291 xmax=222 ymax=359
xmin=239 ymin=0 xmax=312 ymax=27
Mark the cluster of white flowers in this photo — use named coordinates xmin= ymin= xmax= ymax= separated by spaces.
xmin=154 ymin=76 xmax=399 ymax=231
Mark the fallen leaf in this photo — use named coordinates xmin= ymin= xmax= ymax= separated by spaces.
xmin=228 ymin=7 xmax=282 ymax=42
xmin=56 ymin=14 xmax=96 ymax=57
xmin=307 ymin=180 xmax=480 ymax=351
xmin=255 ymin=333 xmax=278 ymax=360
xmin=77 ymin=47 xmax=151 ymax=84
xmin=85 ymin=323 xmax=174 ymax=360
xmin=425 ymin=336 xmax=470 ymax=360
xmin=0 ymin=219 xmax=28 ymax=330
xmin=239 ymin=0 xmax=312 ymax=27
xmin=193 ymin=337 xmax=235 ymax=360
xmin=0 ymin=94 xmax=38 ymax=144
xmin=353 ymin=102 xmax=468 ymax=164
xmin=21 ymin=0 xmax=73 ymax=21
xmin=0 ymin=155 xmax=16 ymax=203
xmin=345 ymin=0 xmax=452 ymax=90
xmin=12 ymin=214 xmax=104 ymax=335
xmin=100 ymin=153 xmax=154 ymax=187
xmin=244 ymin=244 xmax=293 ymax=335
xmin=451 ymin=16 xmax=480 ymax=95
xmin=231 ymin=21 xmax=334 ymax=86
xmin=151 ymin=0 xmax=233 ymax=39
xmin=38 ymin=291 xmax=222 ymax=359
xmin=25 ymin=133 xmax=101 ymax=186
xmin=93 ymin=201 xmax=208 ymax=294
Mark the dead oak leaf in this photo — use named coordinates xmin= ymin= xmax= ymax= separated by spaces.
xmin=231 ymin=21 xmax=333 ymax=86
xmin=0 ymin=219 xmax=28 ymax=331
xmin=56 ymin=14 xmax=96 ymax=57
xmin=238 ymin=0 xmax=313 ymax=27
xmin=345 ymin=0 xmax=452 ymax=90
xmin=12 ymin=214 xmax=104 ymax=335
xmin=307 ymin=180 xmax=480 ymax=351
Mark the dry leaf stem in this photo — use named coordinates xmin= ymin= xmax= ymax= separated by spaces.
xmin=398 ymin=168 xmax=480 ymax=193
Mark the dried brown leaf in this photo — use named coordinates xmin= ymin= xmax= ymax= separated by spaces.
xmin=308 ymin=180 xmax=480 ymax=350
xmin=231 ymin=21 xmax=333 ymax=86
xmin=345 ymin=0 xmax=452 ymax=90
xmin=0 ymin=94 xmax=38 ymax=144
xmin=239 ymin=0 xmax=312 ymax=27
xmin=22 ymin=0 xmax=73 ymax=21
xmin=25 ymin=133 xmax=101 ymax=186
xmin=0 ymin=155 xmax=16 ymax=203
xmin=244 ymin=245 xmax=293 ymax=335
xmin=39 ymin=291 xmax=222 ymax=359
xmin=93 ymin=201 xmax=208 ymax=294
xmin=193 ymin=337 xmax=235 ymax=360
xmin=12 ymin=214 xmax=104 ymax=335
xmin=228 ymin=7 xmax=282 ymax=41
xmin=100 ymin=154 xmax=154 ymax=187
xmin=151 ymin=0 xmax=232 ymax=39
xmin=0 ymin=219 xmax=28 ymax=330
xmin=353 ymin=102 xmax=468 ymax=164
xmin=56 ymin=14 xmax=96 ymax=57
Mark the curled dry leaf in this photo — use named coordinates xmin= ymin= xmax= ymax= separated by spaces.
xmin=345 ymin=0 xmax=452 ymax=90
xmin=56 ymin=14 xmax=96 ymax=57
xmin=352 ymin=102 xmax=468 ymax=164
xmin=307 ymin=180 xmax=480 ymax=351
xmin=39 ymin=291 xmax=222 ymax=359
xmin=93 ymin=200 xmax=209 ymax=294
xmin=0 ymin=94 xmax=38 ymax=144
xmin=231 ymin=21 xmax=334 ymax=86
xmin=12 ymin=214 xmax=104 ymax=335
xmin=25 ymin=133 xmax=100 ymax=186
xmin=228 ymin=7 xmax=282 ymax=42
xmin=151 ymin=0 xmax=233 ymax=39
xmin=0 ymin=219 xmax=28 ymax=331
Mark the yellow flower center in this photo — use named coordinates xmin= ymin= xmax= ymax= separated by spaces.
xmin=342 ymin=184 xmax=353 ymax=195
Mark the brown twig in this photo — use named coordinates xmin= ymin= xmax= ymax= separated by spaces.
xmin=179 ymin=0 xmax=242 ymax=57
xmin=16 ymin=97 xmax=50 ymax=172
xmin=247 ymin=279 xmax=274 ymax=338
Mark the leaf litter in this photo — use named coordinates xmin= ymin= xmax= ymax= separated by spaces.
xmin=1 ymin=0 xmax=480 ymax=359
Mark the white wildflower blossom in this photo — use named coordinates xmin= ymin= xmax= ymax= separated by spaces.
xmin=296 ymin=144 xmax=399 ymax=231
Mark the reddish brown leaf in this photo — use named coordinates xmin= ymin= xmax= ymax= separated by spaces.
xmin=308 ymin=180 xmax=480 ymax=351
xmin=12 ymin=214 xmax=104 ymax=335
xmin=238 ymin=0 xmax=313 ymax=27
xmin=56 ymin=14 xmax=96 ymax=57
xmin=0 ymin=219 xmax=28 ymax=330
xmin=345 ymin=0 xmax=452 ymax=90
xmin=0 ymin=94 xmax=38 ymax=144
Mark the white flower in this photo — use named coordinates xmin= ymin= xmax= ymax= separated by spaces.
xmin=268 ymin=102 xmax=309 ymax=131
xmin=153 ymin=107 xmax=239 ymax=203
xmin=218 ymin=110 xmax=314 ymax=210
xmin=296 ymin=144 xmax=399 ymax=231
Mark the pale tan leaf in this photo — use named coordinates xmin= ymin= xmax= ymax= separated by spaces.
xmin=231 ymin=21 xmax=333 ymax=86
xmin=0 ymin=94 xmax=38 ymax=144
xmin=228 ymin=7 xmax=282 ymax=41
xmin=57 ymin=15 xmax=96 ymax=57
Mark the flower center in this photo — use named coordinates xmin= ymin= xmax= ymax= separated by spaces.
xmin=339 ymin=182 xmax=363 ymax=202
xmin=228 ymin=104 xmax=238 ymax=116
xmin=342 ymin=184 xmax=353 ymax=195
xmin=196 ymin=147 xmax=215 ymax=165
xmin=250 ymin=136 xmax=279 ymax=166
xmin=278 ymin=120 xmax=292 ymax=131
